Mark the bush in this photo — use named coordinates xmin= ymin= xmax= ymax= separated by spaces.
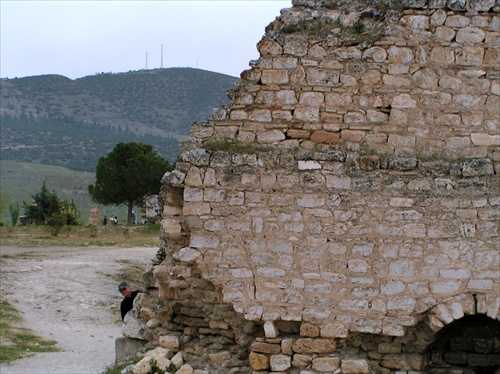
xmin=47 ymin=213 xmax=66 ymax=236
xmin=9 ymin=203 xmax=20 ymax=226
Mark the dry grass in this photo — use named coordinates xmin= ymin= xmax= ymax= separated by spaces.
xmin=0 ymin=223 xmax=162 ymax=248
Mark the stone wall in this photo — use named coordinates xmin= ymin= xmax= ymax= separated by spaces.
xmin=140 ymin=0 xmax=499 ymax=373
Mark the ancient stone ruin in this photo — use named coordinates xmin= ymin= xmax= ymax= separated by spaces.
xmin=138 ymin=0 xmax=499 ymax=372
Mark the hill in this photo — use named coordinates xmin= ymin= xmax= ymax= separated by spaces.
xmin=0 ymin=68 xmax=237 ymax=171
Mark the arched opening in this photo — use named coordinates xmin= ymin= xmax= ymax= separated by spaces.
xmin=427 ymin=314 xmax=500 ymax=373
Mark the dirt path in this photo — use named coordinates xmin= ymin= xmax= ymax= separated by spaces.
xmin=0 ymin=245 xmax=159 ymax=374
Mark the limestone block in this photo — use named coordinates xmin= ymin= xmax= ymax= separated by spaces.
xmin=387 ymin=46 xmax=414 ymax=64
xmin=159 ymin=335 xmax=179 ymax=352
xmin=280 ymin=338 xmax=293 ymax=355
xmin=292 ymin=338 xmax=336 ymax=354
xmin=429 ymin=281 xmax=462 ymax=294
xmin=387 ymin=297 xmax=416 ymax=312
xmin=340 ymin=74 xmax=357 ymax=86
xmin=115 ymin=337 xmax=147 ymax=364
xmin=162 ymin=169 xmax=186 ymax=187
xmin=381 ymin=280 xmax=405 ymax=295
xmin=392 ymin=94 xmax=417 ymax=108
xmin=305 ymin=46 xmax=326 ymax=61
xmin=284 ymin=35 xmax=308 ymax=56
xmin=383 ymin=74 xmax=411 ymax=87
xmin=412 ymin=67 xmax=439 ymax=89
xmin=471 ymin=133 xmax=500 ymax=146
xmin=430 ymin=9 xmax=447 ymax=25
xmin=298 ymin=160 xmax=321 ymax=170
xmin=435 ymin=26 xmax=457 ymax=42
xmin=176 ymin=364 xmax=193 ymax=374
xmin=308 ymin=130 xmax=339 ymax=144
xmin=445 ymin=15 xmax=470 ymax=28
xmin=467 ymin=279 xmax=494 ymax=290
xmin=272 ymin=57 xmax=298 ymax=70
xmin=270 ymin=354 xmax=292 ymax=371
xmin=300 ymin=91 xmax=324 ymax=106
xmin=240 ymin=68 xmax=261 ymax=84
xmin=467 ymin=0 xmax=496 ymax=12
xmin=456 ymin=27 xmax=486 ymax=43
xmin=133 ymin=357 xmax=154 ymax=374
xmin=257 ymin=38 xmax=283 ymax=56
xmin=378 ymin=342 xmax=402 ymax=354
xmin=249 ymin=351 xmax=270 ymax=370
xmin=486 ymin=296 xmax=500 ymax=319
xmin=251 ymin=341 xmax=281 ymax=354
xmin=257 ymin=130 xmax=286 ymax=144
xmin=272 ymin=110 xmax=293 ymax=121
xmin=341 ymin=359 xmax=370 ymax=374
xmin=208 ymin=351 xmax=231 ymax=362
xmin=228 ymin=267 xmax=252 ymax=279
xmin=361 ymin=69 xmax=382 ymax=85
xmin=261 ymin=69 xmax=289 ymax=85
xmin=463 ymin=158 xmax=494 ymax=176
xmin=306 ymin=67 xmax=340 ymax=86
xmin=300 ymin=323 xmax=320 ymax=337
xmin=362 ymin=46 xmax=387 ymax=62
xmin=456 ymin=46 xmax=485 ymax=66
xmin=255 ymin=90 xmax=274 ymax=105
xmin=276 ymin=89 xmax=298 ymax=105
xmin=294 ymin=106 xmax=320 ymax=122
xmin=233 ymin=92 xmax=253 ymax=105
xmin=389 ymin=260 xmax=416 ymax=277
xmin=229 ymin=109 xmax=248 ymax=122
xmin=176 ymin=247 xmax=201 ymax=263
xmin=290 ymin=64 xmax=306 ymax=85
xmin=320 ymin=322 xmax=348 ymax=338
xmin=249 ymin=109 xmax=272 ymax=122
xmin=312 ymin=357 xmax=341 ymax=372
xmin=401 ymin=15 xmax=429 ymax=29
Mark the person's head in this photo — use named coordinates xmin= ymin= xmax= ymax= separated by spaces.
xmin=118 ymin=282 xmax=132 ymax=297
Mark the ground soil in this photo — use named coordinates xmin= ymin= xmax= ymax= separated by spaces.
xmin=0 ymin=245 xmax=159 ymax=374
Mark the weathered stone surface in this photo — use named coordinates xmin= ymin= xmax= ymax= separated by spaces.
xmin=249 ymin=351 xmax=270 ymax=370
xmin=292 ymin=338 xmax=336 ymax=354
xmin=143 ymin=2 xmax=500 ymax=373
xmin=312 ymin=356 xmax=341 ymax=372
xmin=270 ymin=354 xmax=292 ymax=371
xmin=341 ymin=359 xmax=370 ymax=374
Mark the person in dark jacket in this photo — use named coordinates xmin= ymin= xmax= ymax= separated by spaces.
xmin=118 ymin=282 xmax=139 ymax=321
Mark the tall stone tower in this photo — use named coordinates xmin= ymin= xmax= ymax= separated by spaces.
xmin=139 ymin=1 xmax=499 ymax=372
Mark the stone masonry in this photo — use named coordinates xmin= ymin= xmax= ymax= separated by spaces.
xmin=140 ymin=0 xmax=499 ymax=373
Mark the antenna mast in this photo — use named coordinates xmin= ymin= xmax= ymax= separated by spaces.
xmin=161 ymin=44 xmax=163 ymax=68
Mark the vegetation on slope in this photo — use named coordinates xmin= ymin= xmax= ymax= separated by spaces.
xmin=0 ymin=68 xmax=236 ymax=171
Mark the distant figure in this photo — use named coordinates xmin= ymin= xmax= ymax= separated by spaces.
xmin=118 ymin=282 xmax=139 ymax=321
xmin=113 ymin=215 xmax=118 ymax=225
xmin=132 ymin=211 xmax=136 ymax=225
xmin=110 ymin=215 xmax=118 ymax=225
xmin=103 ymin=216 xmax=107 ymax=225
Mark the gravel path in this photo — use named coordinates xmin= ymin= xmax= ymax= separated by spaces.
xmin=0 ymin=245 xmax=158 ymax=374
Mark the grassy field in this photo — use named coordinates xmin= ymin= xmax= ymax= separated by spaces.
xmin=0 ymin=300 xmax=60 ymax=363
xmin=0 ymin=160 xmax=142 ymax=226
xmin=0 ymin=223 xmax=162 ymax=248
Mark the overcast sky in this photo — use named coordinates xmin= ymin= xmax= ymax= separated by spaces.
xmin=0 ymin=0 xmax=291 ymax=80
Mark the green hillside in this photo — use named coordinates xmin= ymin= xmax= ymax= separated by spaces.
xmin=0 ymin=160 xmax=129 ymax=225
xmin=0 ymin=68 xmax=237 ymax=172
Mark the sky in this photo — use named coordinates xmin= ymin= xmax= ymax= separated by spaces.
xmin=0 ymin=0 xmax=292 ymax=80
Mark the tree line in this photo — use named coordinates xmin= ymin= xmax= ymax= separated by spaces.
xmin=2 ymin=141 xmax=175 ymax=232
xmin=1 ymin=114 xmax=179 ymax=172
